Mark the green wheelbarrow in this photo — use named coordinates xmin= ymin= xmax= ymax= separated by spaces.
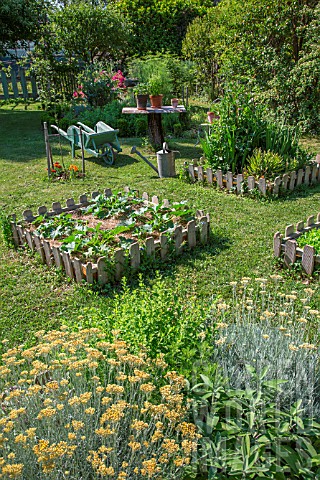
xmin=51 ymin=121 xmax=122 ymax=165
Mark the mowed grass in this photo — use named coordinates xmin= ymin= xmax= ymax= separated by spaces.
xmin=1 ymin=105 xmax=320 ymax=354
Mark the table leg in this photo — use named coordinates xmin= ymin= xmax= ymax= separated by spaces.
xmin=148 ymin=112 xmax=164 ymax=146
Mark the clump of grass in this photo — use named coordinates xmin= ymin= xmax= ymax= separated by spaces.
xmin=0 ymin=327 xmax=199 ymax=479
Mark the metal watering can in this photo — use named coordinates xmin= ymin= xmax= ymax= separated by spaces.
xmin=156 ymin=142 xmax=176 ymax=178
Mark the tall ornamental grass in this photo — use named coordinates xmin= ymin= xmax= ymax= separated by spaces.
xmin=0 ymin=328 xmax=199 ymax=479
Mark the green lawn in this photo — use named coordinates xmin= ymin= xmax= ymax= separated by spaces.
xmin=0 ymin=105 xmax=320 ymax=359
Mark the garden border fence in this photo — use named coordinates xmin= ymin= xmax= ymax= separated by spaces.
xmin=0 ymin=66 xmax=37 ymax=100
xmin=10 ymin=187 xmax=210 ymax=285
xmin=273 ymin=212 xmax=320 ymax=275
xmin=185 ymin=162 xmax=320 ymax=196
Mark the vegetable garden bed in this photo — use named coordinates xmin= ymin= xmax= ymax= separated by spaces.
xmin=273 ymin=212 xmax=320 ymax=275
xmin=10 ymin=187 xmax=210 ymax=285
xmin=185 ymin=162 xmax=320 ymax=196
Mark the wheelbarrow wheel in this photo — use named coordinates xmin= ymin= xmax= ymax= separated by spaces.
xmin=102 ymin=144 xmax=115 ymax=166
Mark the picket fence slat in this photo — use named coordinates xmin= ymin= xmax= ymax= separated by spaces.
xmin=11 ymin=70 xmax=19 ymax=97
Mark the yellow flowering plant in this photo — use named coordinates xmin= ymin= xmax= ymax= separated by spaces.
xmin=0 ymin=328 xmax=199 ymax=479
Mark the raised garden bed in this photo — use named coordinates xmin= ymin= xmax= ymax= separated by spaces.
xmin=273 ymin=212 xmax=320 ymax=275
xmin=185 ymin=162 xmax=320 ymax=196
xmin=10 ymin=187 xmax=210 ymax=285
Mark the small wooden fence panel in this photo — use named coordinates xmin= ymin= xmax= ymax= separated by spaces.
xmin=0 ymin=67 xmax=37 ymax=100
xmin=186 ymin=162 xmax=320 ymax=196
xmin=273 ymin=212 xmax=320 ymax=275
xmin=10 ymin=187 xmax=210 ymax=285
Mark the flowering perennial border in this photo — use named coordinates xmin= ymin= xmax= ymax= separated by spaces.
xmin=10 ymin=187 xmax=210 ymax=285
xmin=273 ymin=212 xmax=320 ymax=275
xmin=185 ymin=162 xmax=320 ymax=196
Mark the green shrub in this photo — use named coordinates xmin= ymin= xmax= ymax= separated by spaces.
xmin=65 ymin=273 xmax=209 ymax=374
xmin=191 ymin=366 xmax=320 ymax=479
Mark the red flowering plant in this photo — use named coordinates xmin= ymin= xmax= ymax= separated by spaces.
xmin=76 ymin=64 xmax=126 ymax=107
xmin=72 ymin=84 xmax=86 ymax=102
xmin=48 ymin=162 xmax=82 ymax=180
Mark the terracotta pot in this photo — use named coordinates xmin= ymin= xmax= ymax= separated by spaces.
xmin=207 ymin=111 xmax=220 ymax=123
xmin=136 ymin=94 xmax=148 ymax=110
xmin=171 ymin=98 xmax=179 ymax=108
xmin=149 ymin=94 xmax=163 ymax=109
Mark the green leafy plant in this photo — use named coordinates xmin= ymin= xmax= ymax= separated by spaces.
xmin=29 ymin=192 xmax=195 ymax=262
xmin=246 ymin=149 xmax=285 ymax=180
xmin=133 ymin=83 xmax=149 ymax=95
xmin=148 ymin=75 xmax=165 ymax=97
xmin=0 ymin=213 xmax=14 ymax=248
xmin=191 ymin=365 xmax=320 ymax=479
xmin=297 ymin=229 xmax=320 ymax=255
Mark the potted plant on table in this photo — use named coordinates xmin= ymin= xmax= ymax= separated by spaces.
xmin=148 ymin=75 xmax=164 ymax=108
xmin=133 ymin=82 xmax=149 ymax=110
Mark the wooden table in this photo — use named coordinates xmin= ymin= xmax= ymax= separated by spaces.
xmin=122 ymin=105 xmax=186 ymax=145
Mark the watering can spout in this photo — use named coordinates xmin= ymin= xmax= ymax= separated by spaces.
xmin=130 ymin=146 xmax=159 ymax=175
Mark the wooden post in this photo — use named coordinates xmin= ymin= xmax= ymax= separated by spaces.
xmin=115 ymin=248 xmax=125 ymax=281
xmin=148 ymin=113 xmax=164 ymax=146
xmin=216 ymin=170 xmax=223 ymax=189
xmin=302 ymin=245 xmax=315 ymax=275
xmin=43 ymin=122 xmax=53 ymax=178
xmin=97 ymin=257 xmax=108 ymax=285
xmin=247 ymin=176 xmax=255 ymax=191
xmin=187 ymin=220 xmax=196 ymax=248
xmin=236 ymin=174 xmax=243 ymax=194
xmin=198 ymin=165 xmax=204 ymax=182
xmin=284 ymin=239 xmax=297 ymax=267
xmin=226 ymin=172 xmax=233 ymax=190
xmin=206 ymin=168 xmax=213 ymax=184
xmin=160 ymin=233 xmax=168 ymax=259
xmin=174 ymin=225 xmax=183 ymax=254
xmin=130 ymin=242 xmax=140 ymax=269
xmin=273 ymin=232 xmax=282 ymax=257
xmin=188 ymin=164 xmax=195 ymax=182
xmin=199 ymin=216 xmax=208 ymax=244
xmin=146 ymin=237 xmax=155 ymax=258
xmin=79 ymin=126 xmax=85 ymax=175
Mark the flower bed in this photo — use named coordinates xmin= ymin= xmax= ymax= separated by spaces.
xmin=185 ymin=162 xmax=320 ymax=196
xmin=10 ymin=188 xmax=210 ymax=285
xmin=273 ymin=212 xmax=320 ymax=275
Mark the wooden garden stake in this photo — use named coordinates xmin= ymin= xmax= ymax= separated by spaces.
xmin=44 ymin=122 xmax=53 ymax=179
xmin=79 ymin=126 xmax=85 ymax=175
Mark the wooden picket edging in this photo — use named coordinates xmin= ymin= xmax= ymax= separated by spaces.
xmin=273 ymin=212 xmax=320 ymax=275
xmin=185 ymin=162 xmax=320 ymax=196
xmin=0 ymin=67 xmax=37 ymax=100
xmin=10 ymin=187 xmax=210 ymax=285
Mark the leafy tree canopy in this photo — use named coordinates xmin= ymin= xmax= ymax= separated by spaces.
xmin=183 ymin=0 xmax=320 ymax=131
xmin=110 ymin=0 xmax=215 ymax=56
xmin=52 ymin=1 xmax=131 ymax=63
xmin=0 ymin=0 xmax=51 ymax=55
